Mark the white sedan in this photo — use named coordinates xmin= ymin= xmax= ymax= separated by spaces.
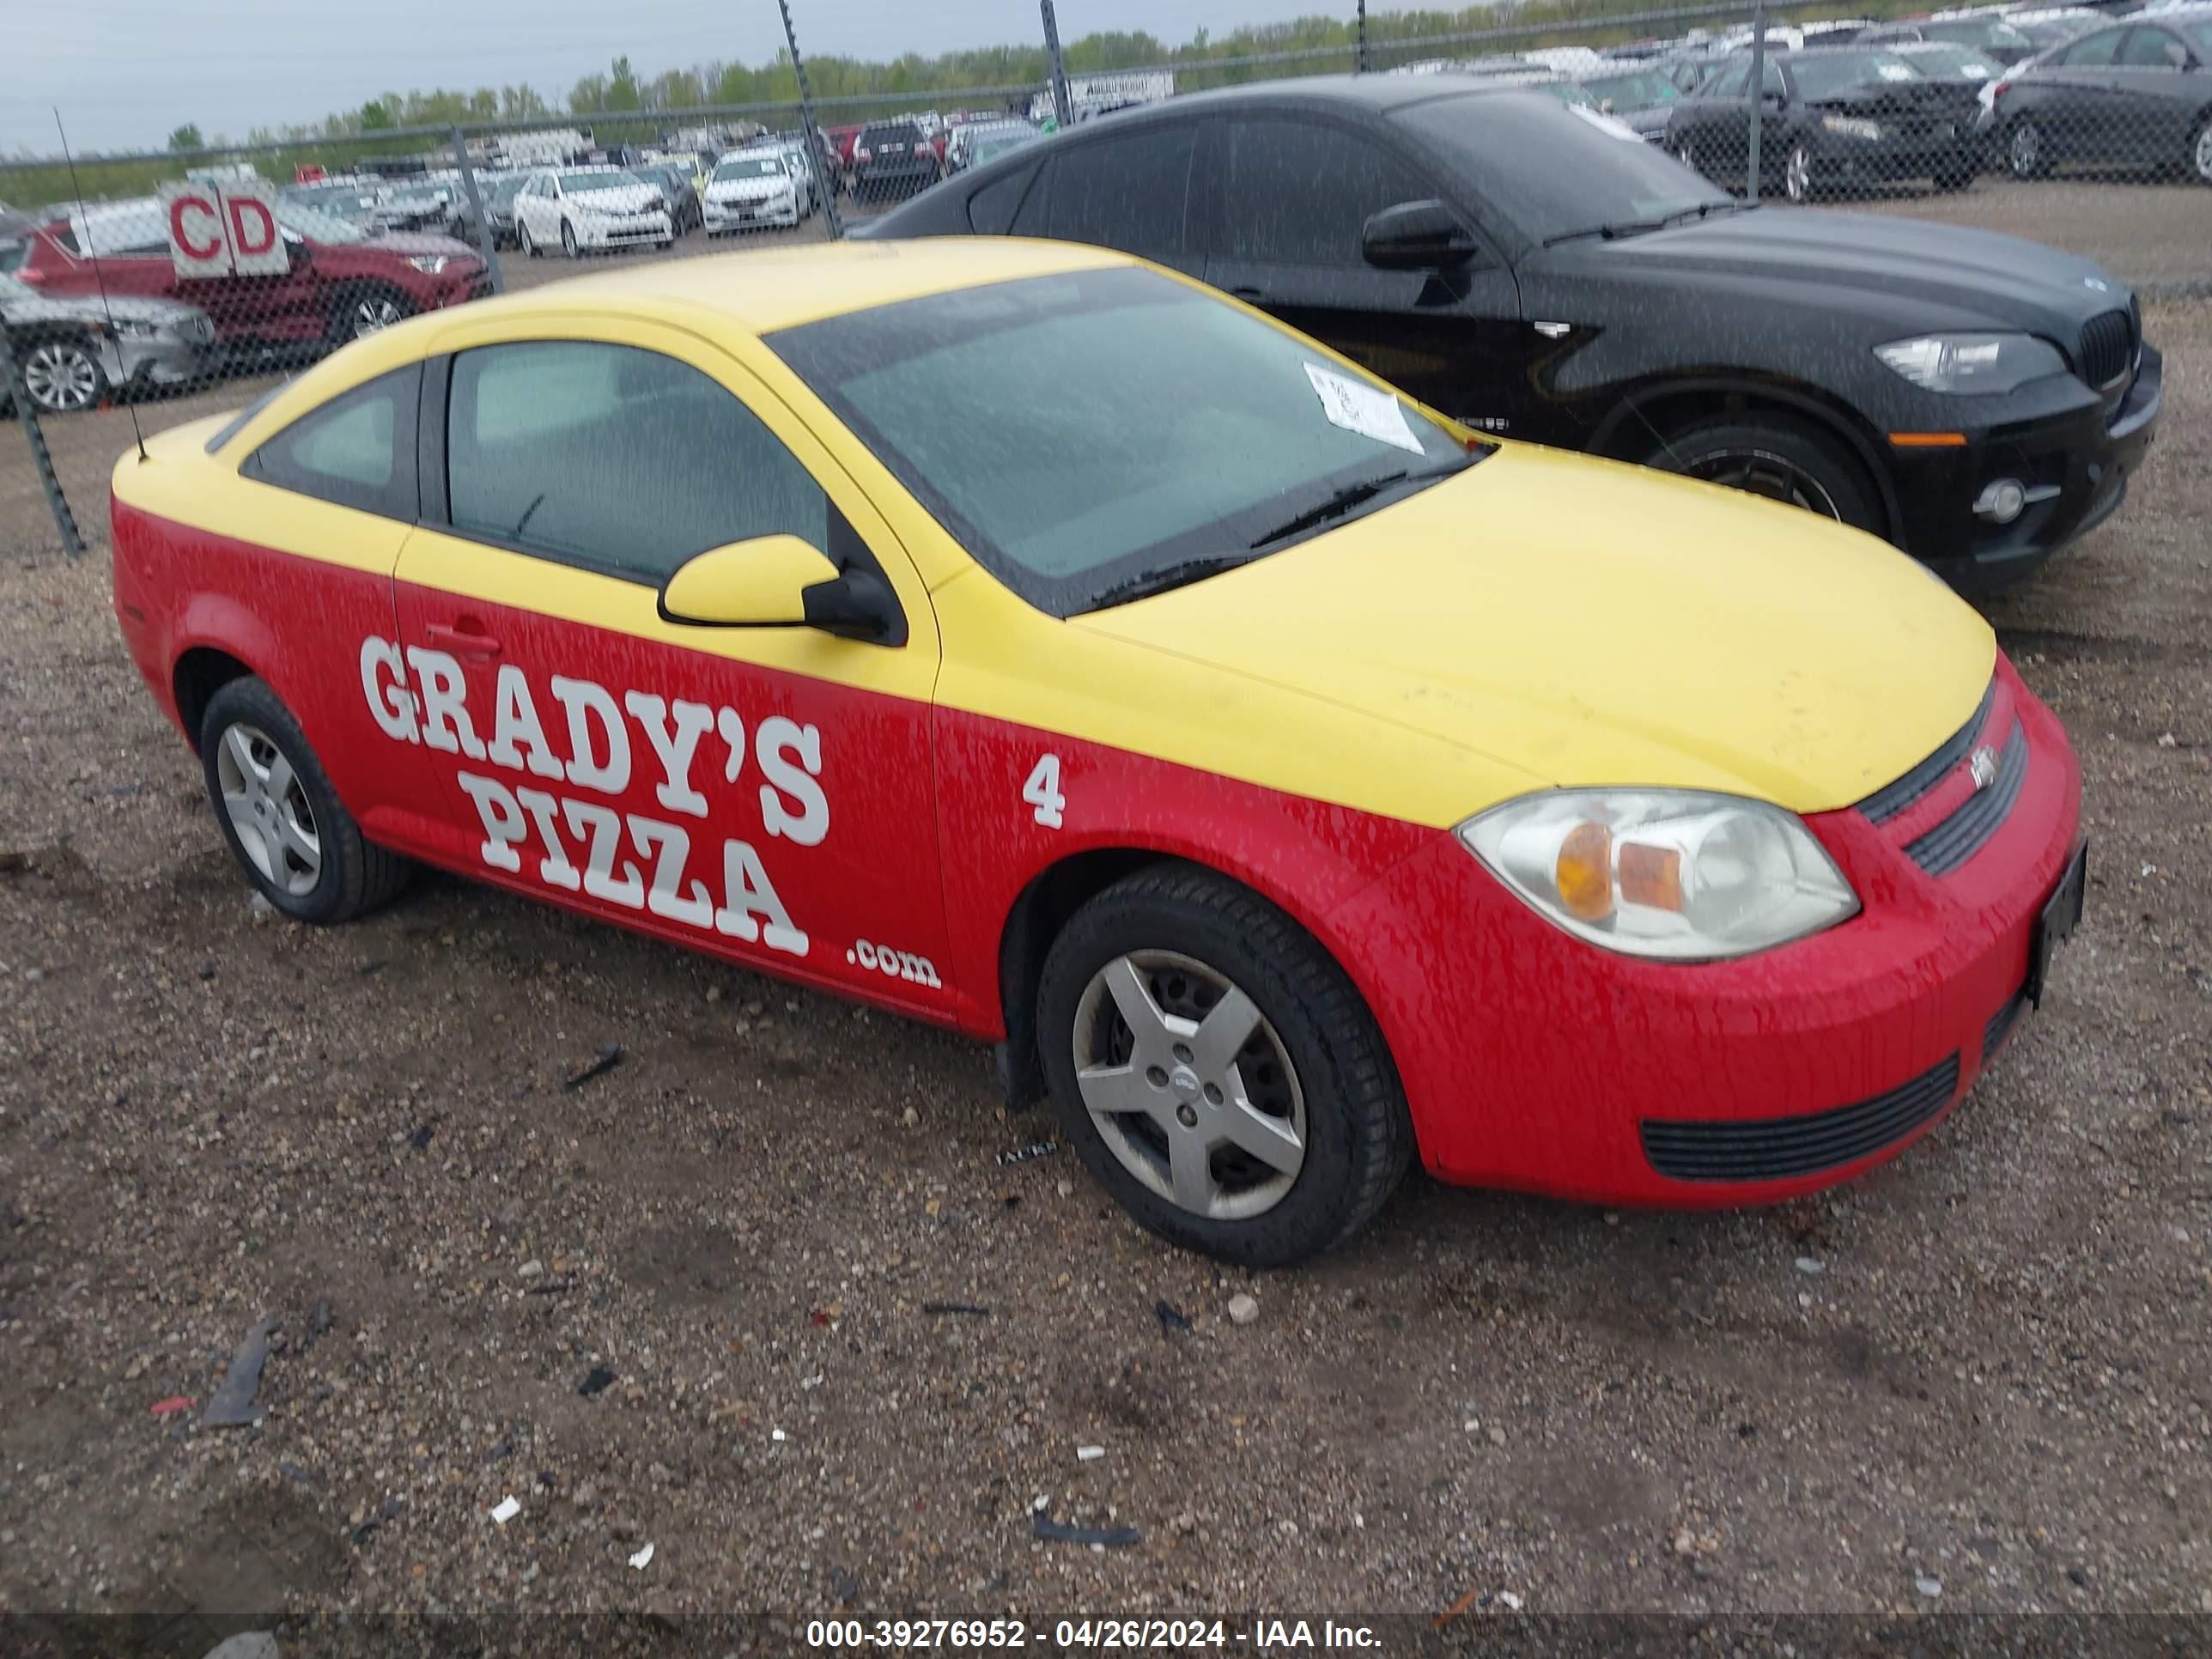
xmin=512 ymin=167 xmax=674 ymax=258
xmin=702 ymin=152 xmax=808 ymax=234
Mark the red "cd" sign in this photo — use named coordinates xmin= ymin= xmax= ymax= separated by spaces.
xmin=156 ymin=179 xmax=287 ymax=279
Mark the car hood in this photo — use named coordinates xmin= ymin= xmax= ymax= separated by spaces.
xmin=1074 ymin=443 xmax=1994 ymax=816
xmin=1529 ymin=205 xmax=2130 ymax=337
xmin=343 ymin=229 xmax=480 ymax=260
xmin=707 ymin=176 xmax=793 ymax=198
xmin=565 ymin=186 xmax=665 ymax=216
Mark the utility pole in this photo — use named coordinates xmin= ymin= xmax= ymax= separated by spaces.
xmin=1357 ymin=1 xmax=1370 ymax=73
xmin=1746 ymin=0 xmax=1767 ymax=203
xmin=779 ymin=0 xmax=843 ymax=240
xmin=1041 ymin=1 xmax=1073 ymax=129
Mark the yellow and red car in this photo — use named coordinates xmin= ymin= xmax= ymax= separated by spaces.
xmin=110 ymin=239 xmax=2086 ymax=1265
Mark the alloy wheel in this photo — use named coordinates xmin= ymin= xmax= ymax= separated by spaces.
xmin=2195 ymin=122 xmax=2212 ymax=185
xmin=215 ymin=722 xmax=322 ymax=897
xmin=1682 ymin=446 xmax=1843 ymax=518
xmin=561 ymin=221 xmax=580 ymax=258
xmin=350 ymin=295 xmax=403 ymax=338
xmin=1070 ymin=950 xmax=1307 ymax=1221
xmin=519 ymin=220 xmax=535 ymax=257
xmin=22 ymin=340 xmax=100 ymax=412
xmin=1785 ymin=146 xmax=1813 ymax=203
xmin=2010 ymin=122 xmax=2040 ymax=177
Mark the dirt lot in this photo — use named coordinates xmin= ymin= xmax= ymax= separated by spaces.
xmin=1 ymin=250 xmax=2208 ymax=1650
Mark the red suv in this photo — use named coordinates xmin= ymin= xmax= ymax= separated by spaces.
xmin=15 ymin=198 xmax=487 ymax=356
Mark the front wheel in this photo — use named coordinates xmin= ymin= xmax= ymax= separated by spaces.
xmin=2191 ymin=116 xmax=2212 ymax=186
xmin=199 ymin=677 xmax=410 ymax=924
xmin=518 ymin=219 xmax=538 ymax=258
xmin=1036 ymin=865 xmax=1412 ymax=1267
xmin=2008 ymin=119 xmax=2047 ymax=179
xmin=1783 ymin=144 xmax=1816 ymax=203
xmin=17 ymin=335 xmax=106 ymax=414
xmin=1648 ymin=415 xmax=1882 ymax=534
xmin=328 ymin=283 xmax=413 ymax=344
xmin=560 ymin=220 xmax=580 ymax=258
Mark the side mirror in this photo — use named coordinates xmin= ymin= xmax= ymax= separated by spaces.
xmin=1361 ymin=199 xmax=1478 ymax=271
xmin=2162 ymin=40 xmax=2191 ymax=69
xmin=659 ymin=535 xmax=898 ymax=642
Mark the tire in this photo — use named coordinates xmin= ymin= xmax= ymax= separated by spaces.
xmin=2191 ymin=115 xmax=2212 ymax=186
xmin=2008 ymin=118 xmax=2047 ymax=179
xmin=198 ymin=677 xmax=411 ymax=926
xmin=327 ymin=283 xmax=413 ymax=345
xmin=1784 ymin=143 xmax=1816 ymax=204
xmin=16 ymin=333 xmax=106 ymax=415
xmin=1035 ymin=864 xmax=1412 ymax=1267
xmin=560 ymin=219 xmax=580 ymax=258
xmin=1649 ymin=414 xmax=1882 ymax=534
xmin=519 ymin=219 xmax=538 ymax=258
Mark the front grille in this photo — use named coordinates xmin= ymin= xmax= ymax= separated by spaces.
xmin=1905 ymin=719 xmax=2028 ymax=876
xmin=2079 ymin=307 xmax=2135 ymax=390
xmin=1984 ymin=991 xmax=2028 ymax=1059
xmin=1861 ymin=677 xmax=1996 ymax=824
xmin=1642 ymin=1054 xmax=1961 ymax=1182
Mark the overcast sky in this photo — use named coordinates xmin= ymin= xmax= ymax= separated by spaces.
xmin=10 ymin=0 xmax=1333 ymax=155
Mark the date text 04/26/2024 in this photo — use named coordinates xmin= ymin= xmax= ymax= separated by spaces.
xmin=804 ymin=1620 xmax=1381 ymax=1650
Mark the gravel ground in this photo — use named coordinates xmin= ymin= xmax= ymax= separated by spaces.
xmin=0 ymin=270 xmax=2207 ymax=1650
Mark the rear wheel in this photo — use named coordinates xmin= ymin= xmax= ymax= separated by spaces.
xmin=2008 ymin=118 xmax=2047 ymax=179
xmin=1649 ymin=415 xmax=1882 ymax=535
xmin=1036 ymin=865 xmax=1412 ymax=1267
xmin=17 ymin=335 xmax=106 ymax=414
xmin=2191 ymin=116 xmax=2212 ymax=185
xmin=198 ymin=677 xmax=410 ymax=925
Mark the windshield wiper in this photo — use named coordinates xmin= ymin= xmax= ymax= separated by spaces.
xmin=1086 ymin=554 xmax=1259 ymax=611
xmin=1542 ymin=199 xmax=1753 ymax=247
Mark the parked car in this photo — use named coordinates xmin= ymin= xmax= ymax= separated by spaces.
xmin=279 ymin=179 xmax=385 ymax=232
xmin=635 ymin=163 xmax=703 ymax=233
xmin=2002 ymin=8 xmax=2108 ymax=52
xmin=447 ymin=171 xmax=524 ymax=246
xmin=949 ymin=118 xmax=1046 ymax=172
xmin=1989 ymin=8 xmax=2212 ymax=181
xmin=373 ymin=180 xmax=458 ymax=234
xmin=1578 ymin=63 xmax=1692 ymax=137
xmin=511 ymin=167 xmax=675 ymax=258
xmin=14 ymin=198 xmax=487 ymax=351
xmin=865 ymin=75 xmax=2160 ymax=591
xmin=1887 ymin=40 xmax=2013 ymax=159
xmin=1667 ymin=48 xmax=1984 ymax=198
xmin=848 ymin=120 xmax=942 ymax=203
xmin=108 ymin=237 xmax=2087 ymax=1266
xmin=1861 ymin=14 xmax=2044 ymax=64
xmin=1 ymin=270 xmax=216 ymax=414
xmin=702 ymin=151 xmax=807 ymax=233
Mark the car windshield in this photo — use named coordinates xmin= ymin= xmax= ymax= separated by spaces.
xmin=1904 ymin=44 xmax=2001 ymax=78
xmin=1532 ymin=79 xmax=1601 ymax=106
xmin=1395 ymin=90 xmax=1729 ymax=243
xmin=769 ymin=265 xmax=1481 ymax=617
xmin=1583 ymin=69 xmax=1683 ymax=106
xmin=559 ymin=170 xmax=643 ymax=195
xmin=970 ymin=127 xmax=1039 ymax=161
xmin=492 ymin=177 xmax=528 ymax=204
xmin=1926 ymin=19 xmax=2035 ymax=52
xmin=1790 ymin=52 xmax=1927 ymax=96
xmin=716 ymin=156 xmax=787 ymax=179
xmin=275 ymin=203 xmax=366 ymax=244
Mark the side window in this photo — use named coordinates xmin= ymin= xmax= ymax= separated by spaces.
xmin=1761 ymin=60 xmax=1786 ymax=96
xmin=2118 ymin=27 xmax=2181 ymax=66
xmin=968 ymin=164 xmax=1035 ymax=234
xmin=444 ymin=340 xmax=828 ymax=583
xmin=1008 ymin=158 xmax=1054 ymax=236
xmin=246 ymin=365 xmax=420 ymax=520
xmin=1711 ymin=61 xmax=1753 ymax=97
xmin=2061 ymin=28 xmax=2124 ymax=65
xmin=1219 ymin=120 xmax=1433 ymax=267
xmin=1043 ymin=126 xmax=1197 ymax=258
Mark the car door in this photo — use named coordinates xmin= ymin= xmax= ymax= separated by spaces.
xmin=1006 ymin=118 xmax=1206 ymax=278
xmin=514 ymin=175 xmax=550 ymax=243
xmin=1682 ymin=58 xmax=1756 ymax=182
xmin=2109 ymin=26 xmax=2197 ymax=162
xmin=1189 ymin=112 xmax=1529 ymax=431
xmin=391 ymin=319 xmax=955 ymax=1015
xmin=2039 ymin=26 xmax=2130 ymax=161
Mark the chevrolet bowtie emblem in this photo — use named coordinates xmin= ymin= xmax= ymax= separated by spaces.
xmin=1968 ymin=746 xmax=1999 ymax=791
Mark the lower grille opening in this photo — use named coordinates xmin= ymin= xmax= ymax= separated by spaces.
xmin=1641 ymin=1054 xmax=1961 ymax=1183
xmin=1984 ymin=992 xmax=2029 ymax=1060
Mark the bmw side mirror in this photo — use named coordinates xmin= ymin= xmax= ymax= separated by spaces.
xmin=1362 ymin=199 xmax=1479 ymax=271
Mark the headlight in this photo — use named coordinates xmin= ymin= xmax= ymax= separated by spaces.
xmin=1874 ymin=332 xmax=2067 ymax=394
xmin=108 ymin=318 xmax=161 ymax=338
xmin=1458 ymin=790 xmax=1858 ymax=960
xmin=1820 ymin=114 xmax=1884 ymax=140
xmin=406 ymin=254 xmax=449 ymax=274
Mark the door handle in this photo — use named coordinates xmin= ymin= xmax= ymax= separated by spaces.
xmin=424 ymin=619 xmax=502 ymax=658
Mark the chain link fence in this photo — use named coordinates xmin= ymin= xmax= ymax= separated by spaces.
xmin=4 ymin=0 xmax=2209 ymax=553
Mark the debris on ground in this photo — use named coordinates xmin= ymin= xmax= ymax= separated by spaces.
xmin=246 ymin=892 xmax=276 ymax=925
xmin=921 ymin=1301 xmax=991 ymax=1316
xmin=562 ymin=1042 xmax=623 ymax=1090
xmin=1154 ymin=1300 xmax=1193 ymax=1335
xmin=902 ymin=1106 xmax=920 ymax=1127
xmin=406 ymin=1120 xmax=436 ymax=1152
xmin=149 ymin=1395 xmax=194 ymax=1418
xmin=200 ymin=1632 xmax=279 ymax=1659
xmin=1076 ymin=1444 xmax=1104 ymax=1462
xmin=1227 ymin=1293 xmax=1260 ymax=1326
xmin=994 ymin=1139 xmax=1060 ymax=1166
xmin=831 ymin=1565 xmax=860 ymax=1603
xmin=202 ymin=1316 xmax=277 ymax=1429
xmin=491 ymin=1495 xmax=521 ymax=1525
xmin=1916 ymin=1575 xmax=1943 ymax=1598
xmin=1030 ymin=1512 xmax=1142 ymax=1548
xmin=628 ymin=1541 xmax=655 ymax=1570
xmin=578 ymin=1366 xmax=616 ymax=1398
xmin=1796 ymin=1256 xmax=1826 ymax=1274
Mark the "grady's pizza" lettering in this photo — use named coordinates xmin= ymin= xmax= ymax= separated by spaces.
xmin=357 ymin=635 xmax=824 ymax=959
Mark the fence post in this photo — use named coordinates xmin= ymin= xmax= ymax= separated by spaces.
xmin=449 ymin=128 xmax=505 ymax=294
xmin=1746 ymin=0 xmax=1766 ymax=204
xmin=1357 ymin=1 xmax=1370 ymax=73
xmin=1041 ymin=1 xmax=1074 ymax=129
xmin=778 ymin=0 xmax=844 ymax=240
xmin=0 ymin=315 xmax=88 ymax=558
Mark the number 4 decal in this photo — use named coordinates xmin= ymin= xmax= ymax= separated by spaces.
xmin=1022 ymin=753 xmax=1066 ymax=829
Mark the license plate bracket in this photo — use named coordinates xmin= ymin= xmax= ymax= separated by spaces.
xmin=2027 ymin=841 xmax=2087 ymax=1006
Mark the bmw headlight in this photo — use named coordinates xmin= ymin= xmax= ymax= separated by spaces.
xmin=1458 ymin=790 xmax=1858 ymax=960
xmin=1875 ymin=332 xmax=2066 ymax=394
xmin=406 ymin=254 xmax=450 ymax=274
xmin=1821 ymin=114 xmax=1884 ymax=140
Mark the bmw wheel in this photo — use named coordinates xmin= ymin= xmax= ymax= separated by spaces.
xmin=199 ymin=677 xmax=410 ymax=925
xmin=1651 ymin=415 xmax=1881 ymax=534
xmin=19 ymin=336 xmax=105 ymax=414
xmin=2008 ymin=119 xmax=2047 ymax=179
xmin=560 ymin=220 xmax=580 ymax=258
xmin=1036 ymin=864 xmax=1411 ymax=1267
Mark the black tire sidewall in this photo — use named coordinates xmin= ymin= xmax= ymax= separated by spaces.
xmin=1656 ymin=416 xmax=1882 ymax=535
xmin=1036 ymin=872 xmax=1396 ymax=1267
xmin=199 ymin=678 xmax=361 ymax=925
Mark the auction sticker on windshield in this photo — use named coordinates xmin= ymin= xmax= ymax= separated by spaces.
xmin=1303 ymin=363 xmax=1424 ymax=454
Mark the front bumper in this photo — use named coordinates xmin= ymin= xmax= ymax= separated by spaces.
xmin=703 ymin=196 xmax=799 ymax=230
xmin=1807 ymin=136 xmax=1973 ymax=182
xmin=109 ymin=331 xmax=214 ymax=390
xmin=1895 ymin=344 xmax=2161 ymax=593
xmin=575 ymin=214 xmax=673 ymax=249
xmin=1322 ymin=654 xmax=2081 ymax=1207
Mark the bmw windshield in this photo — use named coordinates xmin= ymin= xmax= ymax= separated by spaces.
xmin=769 ymin=266 xmax=1482 ymax=617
